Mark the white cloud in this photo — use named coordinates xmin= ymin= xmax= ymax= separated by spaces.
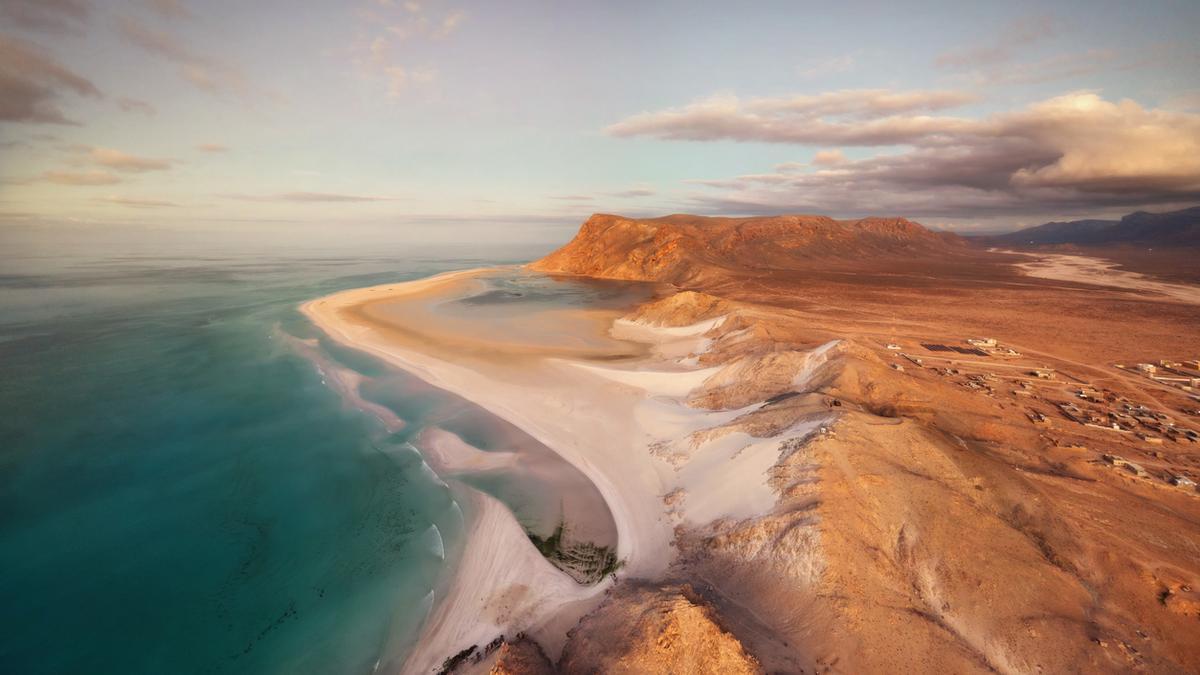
xmin=84 ymin=146 xmax=174 ymax=172
xmin=625 ymin=91 xmax=1200 ymax=219
xmin=41 ymin=170 xmax=121 ymax=185
xmin=811 ymin=149 xmax=846 ymax=166
xmin=606 ymin=89 xmax=981 ymax=145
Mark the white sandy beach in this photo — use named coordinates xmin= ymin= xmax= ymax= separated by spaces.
xmin=301 ymin=270 xmax=832 ymax=673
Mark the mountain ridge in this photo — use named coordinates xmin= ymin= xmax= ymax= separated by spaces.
xmin=989 ymin=205 xmax=1200 ymax=246
xmin=529 ymin=213 xmax=966 ymax=285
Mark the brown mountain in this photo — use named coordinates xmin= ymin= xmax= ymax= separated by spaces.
xmin=529 ymin=213 xmax=966 ymax=285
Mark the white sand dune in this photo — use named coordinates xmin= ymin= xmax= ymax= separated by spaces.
xmin=561 ymin=360 xmax=724 ymax=398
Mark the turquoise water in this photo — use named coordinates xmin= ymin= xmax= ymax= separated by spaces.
xmin=0 ymin=228 xmax=555 ymax=674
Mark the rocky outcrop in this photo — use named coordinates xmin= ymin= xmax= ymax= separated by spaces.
xmin=486 ymin=639 xmax=555 ymax=675
xmin=558 ymin=584 xmax=761 ymax=674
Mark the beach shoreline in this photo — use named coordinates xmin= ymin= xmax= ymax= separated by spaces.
xmin=301 ymin=269 xmax=678 ymax=672
xmin=300 ymin=264 xmax=831 ymax=672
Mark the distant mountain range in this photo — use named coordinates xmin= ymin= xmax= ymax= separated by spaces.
xmin=989 ymin=206 xmax=1200 ymax=246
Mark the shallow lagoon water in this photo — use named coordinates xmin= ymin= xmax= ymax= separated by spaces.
xmin=0 ymin=227 xmax=579 ymax=674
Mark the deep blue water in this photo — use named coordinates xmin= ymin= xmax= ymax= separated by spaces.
xmin=0 ymin=228 xmax=556 ymax=674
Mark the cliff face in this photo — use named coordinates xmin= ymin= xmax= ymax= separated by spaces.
xmin=529 ymin=213 xmax=965 ymax=285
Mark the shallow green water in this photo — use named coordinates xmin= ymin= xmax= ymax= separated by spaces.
xmin=0 ymin=231 xmax=553 ymax=674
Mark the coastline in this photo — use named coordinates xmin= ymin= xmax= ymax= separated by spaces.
xmin=299 ymin=231 xmax=1200 ymax=674
xmin=301 ymin=269 xmax=676 ymax=671
xmin=300 ymin=265 xmax=834 ymax=672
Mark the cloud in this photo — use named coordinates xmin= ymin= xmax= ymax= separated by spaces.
xmin=609 ymin=187 xmax=656 ymax=198
xmin=811 ymin=149 xmax=846 ymax=166
xmin=94 ymin=195 xmax=180 ymax=208
xmin=196 ymin=143 xmax=228 ymax=152
xmin=606 ymin=89 xmax=980 ymax=145
xmin=551 ymin=195 xmax=594 ymax=202
xmin=0 ymin=0 xmax=91 ymax=35
xmin=797 ymin=55 xmax=855 ymax=79
xmin=649 ymin=91 xmax=1200 ymax=220
xmin=116 ymin=96 xmax=156 ymax=115
xmin=81 ymin=146 xmax=173 ymax=172
xmin=225 ymin=191 xmax=402 ymax=202
xmin=382 ymin=64 xmax=436 ymax=97
xmin=433 ymin=10 xmax=467 ymax=38
xmin=354 ymin=3 xmax=461 ymax=98
xmin=115 ymin=15 xmax=250 ymax=97
xmin=935 ymin=14 xmax=1057 ymax=69
xmin=41 ymin=170 xmax=121 ymax=185
xmin=144 ymin=0 xmax=193 ymax=21
xmin=0 ymin=35 xmax=102 ymax=124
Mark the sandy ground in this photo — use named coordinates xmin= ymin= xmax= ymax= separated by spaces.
xmin=998 ymin=249 xmax=1200 ymax=304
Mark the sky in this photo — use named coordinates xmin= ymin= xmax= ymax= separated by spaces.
xmin=1 ymin=0 xmax=1199 ymax=235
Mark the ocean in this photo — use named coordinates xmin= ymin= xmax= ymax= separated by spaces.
xmin=0 ymin=224 xmax=558 ymax=674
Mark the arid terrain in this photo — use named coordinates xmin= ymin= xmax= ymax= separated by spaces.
xmin=311 ymin=213 xmax=1200 ymax=674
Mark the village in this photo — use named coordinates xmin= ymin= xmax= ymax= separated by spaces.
xmin=880 ymin=336 xmax=1200 ymax=493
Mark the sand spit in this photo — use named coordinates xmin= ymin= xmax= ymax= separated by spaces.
xmin=302 ymin=271 xmax=836 ymax=673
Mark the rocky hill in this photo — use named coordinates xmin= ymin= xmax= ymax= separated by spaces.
xmin=529 ymin=213 xmax=965 ymax=285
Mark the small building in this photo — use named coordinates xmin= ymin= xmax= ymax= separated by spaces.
xmin=1033 ymin=369 xmax=1055 ymax=379
xmin=1102 ymin=454 xmax=1149 ymax=477
xmin=1137 ymin=363 xmax=1157 ymax=374
xmin=886 ymin=343 xmax=902 ymax=351
xmin=1169 ymin=475 xmax=1197 ymax=488
xmin=968 ymin=337 xmax=997 ymax=348
xmin=1026 ymin=410 xmax=1051 ymax=426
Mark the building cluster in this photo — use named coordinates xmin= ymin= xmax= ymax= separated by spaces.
xmin=1100 ymin=453 xmax=1198 ymax=492
xmin=1121 ymin=359 xmax=1200 ymax=397
xmin=881 ymin=336 xmax=1200 ymax=493
xmin=1053 ymin=389 xmax=1198 ymax=444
